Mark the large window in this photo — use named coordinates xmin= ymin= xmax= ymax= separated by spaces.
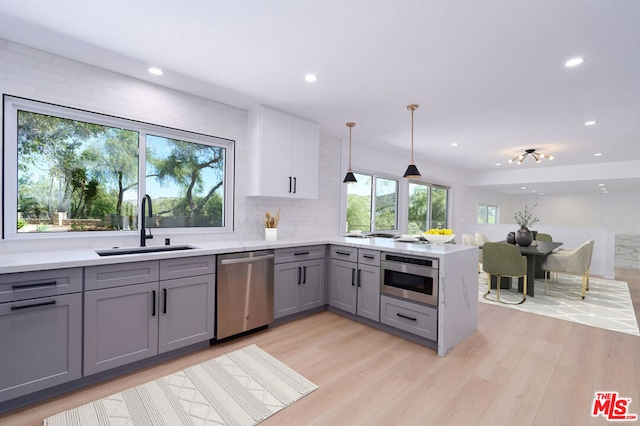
xmin=477 ymin=203 xmax=498 ymax=224
xmin=4 ymin=96 xmax=234 ymax=237
xmin=408 ymin=182 xmax=449 ymax=233
xmin=346 ymin=173 xmax=398 ymax=232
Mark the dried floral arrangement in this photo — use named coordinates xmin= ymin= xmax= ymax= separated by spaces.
xmin=264 ymin=209 xmax=280 ymax=228
xmin=514 ymin=204 xmax=539 ymax=228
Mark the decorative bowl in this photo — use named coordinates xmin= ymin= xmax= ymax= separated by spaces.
xmin=423 ymin=233 xmax=455 ymax=245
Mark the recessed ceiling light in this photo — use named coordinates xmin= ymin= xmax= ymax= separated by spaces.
xmin=598 ymin=183 xmax=605 ymax=186
xmin=565 ymin=57 xmax=585 ymax=67
xmin=148 ymin=67 xmax=163 ymax=76
xmin=602 ymin=190 xmax=608 ymax=194
xmin=594 ymin=153 xmax=603 ymax=157
xmin=304 ymin=74 xmax=318 ymax=83
xmin=495 ymin=162 xmax=501 ymax=166
xmin=451 ymin=142 xmax=458 ymax=147
xmin=585 ymin=120 xmax=597 ymax=126
xmin=521 ymin=186 xmax=527 ymax=190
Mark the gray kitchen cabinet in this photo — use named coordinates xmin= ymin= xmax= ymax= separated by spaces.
xmin=274 ymin=246 xmax=325 ymax=319
xmin=246 ymin=105 xmax=320 ymax=199
xmin=0 ymin=269 xmax=82 ymax=403
xmin=158 ymin=274 xmax=215 ymax=353
xmin=84 ymin=256 xmax=215 ymax=376
xmin=380 ymin=294 xmax=437 ymax=341
xmin=84 ymin=281 xmax=159 ymax=376
xmin=329 ymin=246 xmax=380 ymax=321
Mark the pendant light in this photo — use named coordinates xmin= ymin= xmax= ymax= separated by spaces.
xmin=343 ymin=122 xmax=357 ymax=183
xmin=403 ymin=104 xmax=421 ymax=178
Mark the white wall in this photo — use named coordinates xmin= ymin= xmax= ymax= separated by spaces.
xmin=0 ymin=38 xmax=341 ymax=255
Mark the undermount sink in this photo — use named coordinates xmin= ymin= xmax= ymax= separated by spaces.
xmin=96 ymin=245 xmax=196 ymax=257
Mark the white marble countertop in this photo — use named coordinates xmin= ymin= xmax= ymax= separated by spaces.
xmin=0 ymin=236 xmax=476 ymax=274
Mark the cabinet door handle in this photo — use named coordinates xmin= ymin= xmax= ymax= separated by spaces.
xmin=351 ymin=268 xmax=356 ymax=286
xmin=152 ymin=290 xmax=156 ymax=316
xmin=293 ymin=177 xmax=297 ymax=193
xmin=357 ymin=269 xmax=361 ymax=287
xmin=396 ymin=312 xmax=417 ymax=321
xmin=303 ymin=266 xmax=307 ymax=284
xmin=11 ymin=281 xmax=57 ymax=290
xmin=10 ymin=299 xmax=56 ymax=311
xmin=163 ymin=288 xmax=167 ymax=314
xmin=294 ymin=251 xmax=310 ymax=256
xmin=297 ymin=266 xmax=301 ymax=284
xmin=289 ymin=176 xmax=292 ymax=193
xmin=335 ymin=250 xmax=351 ymax=256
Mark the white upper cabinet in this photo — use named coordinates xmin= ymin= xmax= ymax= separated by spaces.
xmin=247 ymin=105 xmax=320 ymax=198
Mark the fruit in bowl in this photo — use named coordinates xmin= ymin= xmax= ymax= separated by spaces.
xmin=423 ymin=229 xmax=455 ymax=244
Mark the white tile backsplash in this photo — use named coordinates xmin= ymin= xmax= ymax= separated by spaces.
xmin=0 ymin=38 xmax=341 ymax=255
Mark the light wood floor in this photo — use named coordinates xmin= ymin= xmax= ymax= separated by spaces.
xmin=2 ymin=268 xmax=639 ymax=425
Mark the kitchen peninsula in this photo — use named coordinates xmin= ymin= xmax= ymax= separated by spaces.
xmin=0 ymin=236 xmax=478 ymax=411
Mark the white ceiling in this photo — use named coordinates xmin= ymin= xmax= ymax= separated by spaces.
xmin=1 ymin=0 xmax=639 ymax=195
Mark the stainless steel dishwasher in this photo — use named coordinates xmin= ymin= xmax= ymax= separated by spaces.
xmin=216 ymin=250 xmax=274 ymax=340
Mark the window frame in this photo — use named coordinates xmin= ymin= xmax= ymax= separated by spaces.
xmin=407 ymin=180 xmax=450 ymax=232
xmin=346 ymin=171 xmax=399 ymax=233
xmin=477 ymin=203 xmax=498 ymax=224
xmin=3 ymin=95 xmax=235 ymax=239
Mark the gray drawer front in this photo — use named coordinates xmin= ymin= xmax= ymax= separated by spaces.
xmin=358 ymin=249 xmax=380 ymax=266
xmin=330 ymin=245 xmax=357 ymax=261
xmin=0 ymin=268 xmax=82 ymax=303
xmin=159 ymin=255 xmax=216 ymax=280
xmin=380 ymin=295 xmax=437 ymax=341
xmin=85 ymin=261 xmax=159 ymax=291
xmin=275 ymin=245 xmax=325 ymax=264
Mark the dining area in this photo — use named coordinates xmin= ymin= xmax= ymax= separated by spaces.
xmin=464 ymin=231 xmax=595 ymax=304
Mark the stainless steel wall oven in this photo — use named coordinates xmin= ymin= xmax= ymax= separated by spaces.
xmin=380 ymin=253 xmax=439 ymax=306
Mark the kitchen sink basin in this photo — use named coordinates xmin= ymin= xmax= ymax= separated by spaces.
xmin=96 ymin=245 xmax=196 ymax=256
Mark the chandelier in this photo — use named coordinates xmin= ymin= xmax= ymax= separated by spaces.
xmin=509 ymin=148 xmax=554 ymax=164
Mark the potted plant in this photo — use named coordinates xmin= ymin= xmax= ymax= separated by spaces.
xmin=513 ymin=204 xmax=539 ymax=246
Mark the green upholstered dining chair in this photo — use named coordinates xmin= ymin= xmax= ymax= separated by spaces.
xmin=542 ymin=239 xmax=594 ymax=299
xmin=535 ymin=233 xmax=553 ymax=242
xmin=482 ymin=242 xmax=527 ymax=304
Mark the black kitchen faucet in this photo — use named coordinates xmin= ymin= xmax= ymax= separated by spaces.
xmin=140 ymin=194 xmax=153 ymax=247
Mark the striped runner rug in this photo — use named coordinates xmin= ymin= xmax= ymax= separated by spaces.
xmin=44 ymin=344 xmax=318 ymax=425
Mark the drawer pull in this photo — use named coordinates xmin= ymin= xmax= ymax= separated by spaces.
xmin=12 ymin=281 xmax=57 ymax=290
xmin=363 ymin=255 xmax=375 ymax=259
xmin=294 ymin=251 xmax=310 ymax=256
xmin=335 ymin=250 xmax=352 ymax=256
xmin=11 ymin=300 xmax=56 ymax=311
xmin=396 ymin=312 xmax=417 ymax=322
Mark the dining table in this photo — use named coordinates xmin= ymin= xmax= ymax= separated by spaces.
xmin=490 ymin=241 xmax=563 ymax=297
